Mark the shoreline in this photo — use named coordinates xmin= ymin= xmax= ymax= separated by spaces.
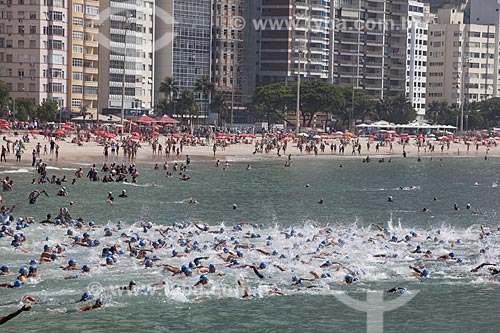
xmin=0 ymin=133 xmax=495 ymax=169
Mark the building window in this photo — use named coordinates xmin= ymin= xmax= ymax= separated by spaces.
xmin=72 ymin=58 xmax=83 ymax=67
xmin=72 ymin=85 xmax=83 ymax=94
xmin=72 ymin=72 xmax=83 ymax=80
xmin=73 ymin=4 xmax=83 ymax=12
xmin=71 ymin=98 xmax=82 ymax=107
xmin=73 ymin=31 xmax=83 ymax=40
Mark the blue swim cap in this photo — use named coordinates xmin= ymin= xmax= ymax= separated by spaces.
xmin=421 ymin=269 xmax=430 ymax=277
xmin=68 ymin=259 xmax=76 ymax=266
xmin=152 ymin=241 xmax=159 ymax=247
xmin=172 ymin=249 xmax=178 ymax=256
xmin=184 ymin=268 xmax=192 ymax=276
xmin=188 ymin=261 xmax=195 ymax=268
xmin=96 ymin=298 xmax=104 ymax=304
xmin=83 ymin=232 xmax=89 ymax=238
xmin=81 ymin=292 xmax=90 ymax=300
xmin=29 ymin=259 xmax=37 ymax=265
xmin=50 ymin=253 xmax=57 ymax=260
xmin=345 ymin=274 xmax=354 ymax=283
xmin=93 ymin=239 xmax=100 ymax=246
xmin=76 ymin=222 xmax=82 ymax=228
xmin=106 ymin=257 xmax=113 ymax=264
xmin=236 ymin=250 xmax=243 ymax=257
xmin=456 ymin=258 xmax=463 ymax=263
xmin=139 ymin=240 xmax=146 ymax=247
xmin=259 ymin=262 xmax=267 ymax=269
xmin=82 ymin=264 xmax=90 ymax=272
xmin=208 ymin=263 xmax=215 ymax=272
xmin=199 ymin=274 xmax=208 ymax=281
xmin=44 ymin=244 xmax=50 ymax=251
xmin=105 ymin=230 xmax=112 ymax=236
xmin=321 ymin=273 xmax=328 ymax=278
xmin=14 ymin=279 xmax=22 ymax=288
xmin=1 ymin=265 xmax=9 ymax=272
xmin=29 ymin=265 xmax=37 ymax=272
xmin=145 ymin=259 xmax=153 ymax=267
xmin=292 ymin=275 xmax=299 ymax=282
xmin=0 ymin=232 xmax=5 ymax=238
xmin=13 ymin=242 xmax=20 ymax=247
xmin=89 ymin=221 xmax=95 ymax=227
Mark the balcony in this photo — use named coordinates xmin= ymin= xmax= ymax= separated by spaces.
xmin=84 ymin=40 xmax=98 ymax=47
xmin=83 ymin=94 xmax=98 ymax=100
xmin=84 ymin=80 xmax=98 ymax=87
xmin=84 ymin=53 xmax=98 ymax=61
xmin=83 ymin=67 xmax=98 ymax=74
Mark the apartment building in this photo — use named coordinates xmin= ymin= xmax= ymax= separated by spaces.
xmin=68 ymin=0 xmax=99 ymax=116
xmin=256 ymin=0 xmax=333 ymax=85
xmin=427 ymin=8 xmax=500 ymax=108
xmin=406 ymin=1 xmax=430 ymax=117
xmin=0 ymin=0 xmax=69 ymax=112
xmin=212 ymin=0 xmax=245 ymax=116
xmin=98 ymin=0 xmax=154 ymax=118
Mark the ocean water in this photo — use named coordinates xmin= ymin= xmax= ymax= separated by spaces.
xmin=1 ymin=156 xmax=500 ymax=332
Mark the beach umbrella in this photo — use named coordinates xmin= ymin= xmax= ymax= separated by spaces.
xmin=313 ymin=135 xmax=321 ymax=139
xmin=187 ymin=134 xmax=196 ymax=138
xmin=153 ymin=125 xmax=163 ymax=130
xmin=104 ymin=133 xmax=116 ymax=139
xmin=131 ymin=131 xmax=141 ymax=137
xmin=369 ymin=135 xmax=378 ymax=139
xmin=172 ymin=134 xmax=182 ymax=139
xmin=29 ymin=130 xmax=40 ymax=134
xmin=384 ymin=138 xmax=392 ymax=142
xmin=151 ymin=131 xmax=160 ymax=136
xmin=54 ymin=130 xmax=65 ymax=135
xmin=297 ymin=133 xmax=309 ymax=137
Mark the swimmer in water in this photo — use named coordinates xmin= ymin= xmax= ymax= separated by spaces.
xmin=118 ymin=189 xmax=127 ymax=198
xmin=409 ymin=264 xmax=430 ymax=277
xmin=386 ymin=286 xmax=407 ymax=294
xmin=0 ymin=305 xmax=31 ymax=325
xmin=106 ymin=192 xmax=114 ymax=204
xmin=76 ymin=298 xmax=104 ymax=312
xmin=246 ymin=164 xmax=251 ymax=170
xmin=388 ymin=196 xmax=394 ymax=202
xmin=318 ymin=198 xmax=324 ymax=204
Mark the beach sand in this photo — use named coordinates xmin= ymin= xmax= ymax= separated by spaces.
xmin=0 ymin=132 xmax=495 ymax=168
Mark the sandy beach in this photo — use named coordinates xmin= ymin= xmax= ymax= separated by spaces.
xmin=0 ymin=131 xmax=496 ymax=168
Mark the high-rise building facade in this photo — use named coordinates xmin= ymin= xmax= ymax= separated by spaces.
xmin=427 ymin=8 xmax=500 ymax=108
xmin=212 ymin=0 xmax=244 ymax=117
xmin=333 ymin=0 xmax=409 ymax=101
xmin=256 ymin=0 xmax=333 ymax=86
xmin=172 ymin=0 xmax=212 ymax=115
xmin=406 ymin=1 xmax=430 ymax=117
xmin=68 ymin=0 xmax=99 ymax=116
xmin=0 ymin=0 xmax=69 ymax=112
xmin=98 ymin=0 xmax=154 ymax=117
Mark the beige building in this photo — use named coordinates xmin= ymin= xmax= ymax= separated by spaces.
xmin=427 ymin=8 xmax=500 ymax=109
xmin=68 ymin=0 xmax=99 ymax=117
xmin=212 ymin=0 xmax=245 ymax=117
xmin=0 ymin=0 xmax=69 ymax=113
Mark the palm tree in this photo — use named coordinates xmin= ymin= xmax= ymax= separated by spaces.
xmin=195 ymin=75 xmax=215 ymax=112
xmin=159 ymin=76 xmax=179 ymax=104
xmin=177 ymin=90 xmax=198 ymax=118
xmin=210 ymin=91 xmax=229 ymax=123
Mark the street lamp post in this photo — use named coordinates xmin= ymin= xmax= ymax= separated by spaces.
xmin=296 ymin=52 xmax=302 ymax=135
xmin=459 ymin=56 xmax=469 ymax=142
xmin=120 ymin=12 xmax=132 ymax=134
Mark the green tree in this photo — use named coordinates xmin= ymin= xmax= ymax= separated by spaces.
xmin=380 ymin=94 xmax=416 ymax=124
xmin=36 ymin=100 xmax=58 ymax=122
xmin=177 ymin=90 xmax=198 ymax=118
xmin=210 ymin=91 xmax=229 ymax=123
xmin=154 ymin=97 xmax=171 ymax=117
xmin=14 ymin=98 xmax=36 ymax=121
xmin=195 ymin=75 xmax=214 ymax=113
xmin=353 ymin=90 xmax=376 ymax=123
xmin=158 ymin=76 xmax=179 ymax=115
xmin=477 ymin=97 xmax=500 ymax=128
xmin=251 ymin=82 xmax=294 ymax=126
xmin=425 ymin=100 xmax=456 ymax=125
xmin=0 ymin=81 xmax=9 ymax=117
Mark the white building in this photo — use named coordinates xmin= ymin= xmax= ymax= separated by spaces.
xmin=98 ymin=0 xmax=155 ymax=117
xmin=406 ymin=1 xmax=431 ymax=118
